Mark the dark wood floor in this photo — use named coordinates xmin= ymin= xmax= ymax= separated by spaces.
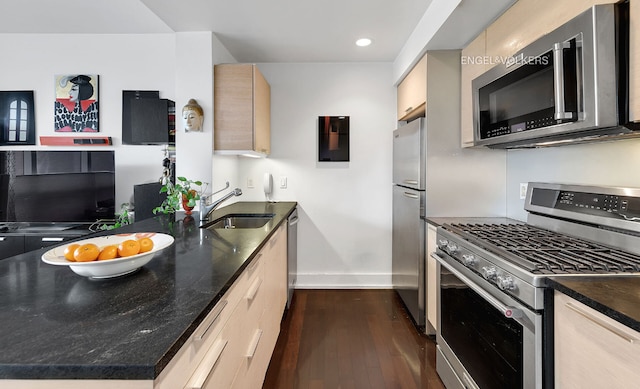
xmin=263 ymin=289 xmax=445 ymax=389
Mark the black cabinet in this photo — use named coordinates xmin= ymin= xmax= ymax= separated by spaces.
xmin=0 ymin=232 xmax=90 ymax=260
xmin=24 ymin=234 xmax=86 ymax=252
xmin=122 ymin=91 xmax=175 ymax=145
xmin=0 ymin=235 xmax=24 ymax=260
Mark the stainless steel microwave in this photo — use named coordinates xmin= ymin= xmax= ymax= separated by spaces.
xmin=472 ymin=2 xmax=638 ymax=148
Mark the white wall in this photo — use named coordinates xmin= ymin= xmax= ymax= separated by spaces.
xmin=175 ymin=32 xmax=241 ymax=203
xmin=237 ymin=63 xmax=396 ymax=288
xmin=506 ymin=139 xmax=640 ymax=221
xmin=425 ymin=51 xmax=506 ymax=217
xmin=0 ymin=33 xmax=176 ymax=210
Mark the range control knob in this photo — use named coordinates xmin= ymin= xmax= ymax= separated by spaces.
xmin=462 ymin=254 xmax=476 ymax=267
xmin=437 ymin=239 xmax=449 ymax=249
xmin=481 ymin=266 xmax=497 ymax=280
xmin=446 ymin=242 xmax=458 ymax=253
xmin=497 ymin=275 xmax=515 ymax=291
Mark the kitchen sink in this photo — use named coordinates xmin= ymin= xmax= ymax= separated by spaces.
xmin=203 ymin=214 xmax=275 ymax=229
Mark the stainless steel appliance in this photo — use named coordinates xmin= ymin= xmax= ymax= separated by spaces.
xmin=392 ymin=117 xmax=426 ymax=327
xmin=433 ymin=182 xmax=640 ymax=389
xmin=472 ymin=3 xmax=638 ymax=149
xmin=287 ymin=207 xmax=298 ymax=308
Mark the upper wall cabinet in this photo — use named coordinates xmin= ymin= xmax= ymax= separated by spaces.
xmin=397 ymin=55 xmax=427 ymax=121
xmin=485 ymin=0 xmax=611 ymax=60
xmin=214 ymin=64 xmax=271 ymax=157
xmin=460 ymin=31 xmax=486 ymax=148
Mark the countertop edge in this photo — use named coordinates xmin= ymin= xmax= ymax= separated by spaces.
xmin=547 ymin=277 xmax=640 ymax=333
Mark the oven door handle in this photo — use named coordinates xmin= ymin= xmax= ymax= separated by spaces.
xmin=432 ymin=252 xmax=524 ymax=320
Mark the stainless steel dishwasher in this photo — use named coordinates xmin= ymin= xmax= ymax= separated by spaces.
xmin=287 ymin=208 xmax=298 ymax=308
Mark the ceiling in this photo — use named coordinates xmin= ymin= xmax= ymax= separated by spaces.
xmin=1 ymin=0 xmax=515 ymax=63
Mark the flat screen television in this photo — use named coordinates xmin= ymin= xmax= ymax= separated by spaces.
xmin=0 ymin=150 xmax=115 ymax=224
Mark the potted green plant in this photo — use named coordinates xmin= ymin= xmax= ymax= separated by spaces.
xmin=90 ymin=203 xmax=132 ymax=231
xmin=153 ymin=176 xmax=206 ymax=215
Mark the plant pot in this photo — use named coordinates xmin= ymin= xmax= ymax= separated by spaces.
xmin=181 ymin=190 xmax=197 ymax=215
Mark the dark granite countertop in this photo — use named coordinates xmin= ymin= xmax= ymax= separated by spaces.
xmin=0 ymin=201 xmax=297 ymax=380
xmin=547 ymin=276 xmax=640 ymax=333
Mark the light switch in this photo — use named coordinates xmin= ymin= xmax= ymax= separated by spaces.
xmin=280 ymin=176 xmax=287 ymax=189
xmin=247 ymin=178 xmax=254 ymax=189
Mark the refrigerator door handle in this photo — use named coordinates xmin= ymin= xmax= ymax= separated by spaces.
xmin=403 ymin=191 xmax=419 ymax=199
xmin=403 ymin=179 xmax=419 ymax=186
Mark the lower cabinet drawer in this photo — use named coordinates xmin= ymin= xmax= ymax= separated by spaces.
xmin=24 ymin=235 xmax=83 ymax=252
xmin=155 ymin=272 xmax=248 ymax=388
xmin=0 ymin=235 xmax=25 ymax=260
xmin=232 ymin=314 xmax=278 ymax=389
xmin=194 ymin=303 xmax=245 ymax=389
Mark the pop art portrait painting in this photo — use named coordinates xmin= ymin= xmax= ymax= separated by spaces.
xmin=54 ymin=74 xmax=99 ymax=132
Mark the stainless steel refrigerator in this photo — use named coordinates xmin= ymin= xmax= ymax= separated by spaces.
xmin=392 ymin=118 xmax=425 ymax=327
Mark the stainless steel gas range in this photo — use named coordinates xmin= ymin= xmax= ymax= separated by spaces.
xmin=432 ymin=182 xmax=640 ymax=389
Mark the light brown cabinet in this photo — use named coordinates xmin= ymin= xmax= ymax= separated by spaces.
xmin=214 ymin=64 xmax=271 ymax=156
xmin=485 ymin=0 xmax=610 ymax=61
xmin=554 ymin=291 xmax=640 ymax=388
xmin=233 ymin=223 xmax=287 ymax=389
xmin=460 ymin=31 xmax=486 ymax=148
xmin=158 ymin=224 xmax=287 ymax=389
xmin=397 ymin=54 xmax=427 ymax=121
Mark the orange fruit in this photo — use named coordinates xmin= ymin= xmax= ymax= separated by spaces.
xmin=64 ymin=243 xmax=80 ymax=261
xmin=98 ymin=245 xmax=119 ymax=261
xmin=118 ymin=239 xmax=141 ymax=257
xmin=74 ymin=243 xmax=100 ymax=262
xmin=138 ymin=237 xmax=154 ymax=253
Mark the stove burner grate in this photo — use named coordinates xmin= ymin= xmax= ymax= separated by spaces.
xmin=444 ymin=223 xmax=640 ymax=275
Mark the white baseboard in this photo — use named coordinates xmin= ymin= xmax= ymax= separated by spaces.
xmin=295 ymin=273 xmax=392 ymax=289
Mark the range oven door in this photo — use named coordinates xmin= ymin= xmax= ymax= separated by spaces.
xmin=433 ymin=251 xmax=544 ymax=389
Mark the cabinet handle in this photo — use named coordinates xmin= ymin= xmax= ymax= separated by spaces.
xmin=248 ymin=254 xmax=261 ymax=272
xmin=565 ymin=302 xmax=639 ymax=344
xmin=246 ymin=278 xmax=263 ymax=301
xmin=246 ymin=329 xmax=263 ymax=359
xmin=42 ymin=237 xmax=64 ymax=242
xmin=195 ymin=300 xmax=228 ymax=341
xmin=185 ymin=339 xmax=228 ymax=389
xmin=405 ymin=106 xmax=413 ymax=113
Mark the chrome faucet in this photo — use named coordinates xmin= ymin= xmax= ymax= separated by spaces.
xmin=200 ymin=188 xmax=242 ymax=221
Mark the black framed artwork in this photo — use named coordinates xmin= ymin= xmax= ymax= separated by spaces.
xmin=0 ymin=91 xmax=36 ymax=146
xmin=318 ymin=116 xmax=349 ymax=162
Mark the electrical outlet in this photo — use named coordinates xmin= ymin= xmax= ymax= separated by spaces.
xmin=247 ymin=178 xmax=254 ymax=189
xmin=519 ymin=183 xmax=528 ymax=200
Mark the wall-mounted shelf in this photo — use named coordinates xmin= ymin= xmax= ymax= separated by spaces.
xmin=40 ymin=136 xmax=112 ymax=146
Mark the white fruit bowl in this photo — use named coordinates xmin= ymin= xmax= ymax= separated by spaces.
xmin=41 ymin=232 xmax=174 ymax=279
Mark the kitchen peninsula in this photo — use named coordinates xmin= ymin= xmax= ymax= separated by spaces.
xmin=0 ymin=201 xmax=296 ymax=388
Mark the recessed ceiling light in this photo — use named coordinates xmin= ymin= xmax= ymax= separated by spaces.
xmin=356 ymin=38 xmax=372 ymax=47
